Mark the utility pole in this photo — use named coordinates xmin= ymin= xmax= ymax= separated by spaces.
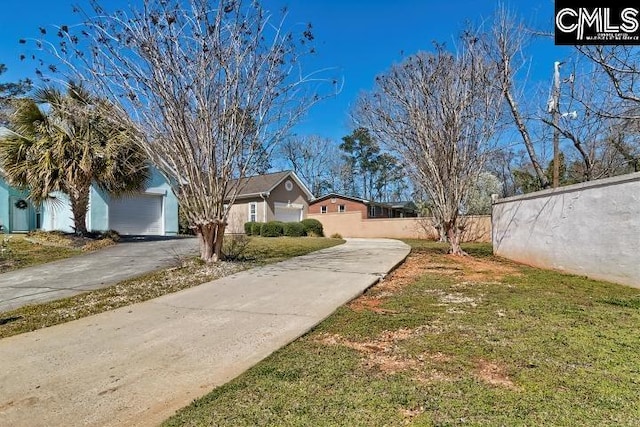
xmin=550 ymin=61 xmax=563 ymax=188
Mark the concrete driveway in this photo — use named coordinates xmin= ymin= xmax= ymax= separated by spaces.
xmin=0 ymin=238 xmax=410 ymax=427
xmin=0 ymin=237 xmax=198 ymax=313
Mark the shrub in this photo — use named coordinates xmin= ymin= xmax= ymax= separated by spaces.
xmin=100 ymin=229 xmax=121 ymax=242
xmin=260 ymin=221 xmax=284 ymax=237
xmin=300 ymin=218 xmax=324 ymax=237
xmin=223 ymin=234 xmax=250 ymax=260
xmin=283 ymin=222 xmax=305 ymax=237
xmin=244 ymin=221 xmax=258 ymax=236
xmin=251 ymin=222 xmax=263 ymax=236
xmin=330 ymin=232 xmax=343 ymax=239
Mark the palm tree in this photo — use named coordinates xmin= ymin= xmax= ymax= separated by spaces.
xmin=0 ymin=81 xmax=149 ymax=235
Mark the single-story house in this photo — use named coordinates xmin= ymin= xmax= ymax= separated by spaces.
xmin=225 ymin=170 xmax=314 ymax=233
xmin=0 ymin=167 xmax=179 ymax=236
xmin=308 ymin=193 xmax=417 ymax=219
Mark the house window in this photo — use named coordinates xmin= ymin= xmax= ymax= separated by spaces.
xmin=338 ymin=204 xmax=346 ymax=213
xmin=249 ymin=202 xmax=257 ymax=222
xmin=320 ymin=205 xmax=327 ymax=214
xmin=369 ymin=206 xmax=376 ymax=217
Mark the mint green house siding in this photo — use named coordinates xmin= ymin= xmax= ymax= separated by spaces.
xmin=87 ymin=167 xmax=178 ymax=235
xmin=41 ymin=167 xmax=178 ymax=235
xmin=88 ymin=186 xmax=109 ymax=232
xmin=0 ymin=177 xmax=37 ymax=233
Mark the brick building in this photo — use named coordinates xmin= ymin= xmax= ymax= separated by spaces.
xmin=308 ymin=193 xmax=416 ymax=219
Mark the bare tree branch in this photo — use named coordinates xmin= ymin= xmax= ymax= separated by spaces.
xmin=478 ymin=6 xmax=550 ymax=189
xmin=354 ymin=39 xmax=502 ymax=255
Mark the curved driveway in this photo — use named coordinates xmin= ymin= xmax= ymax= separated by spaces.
xmin=0 ymin=237 xmax=199 ymax=313
xmin=0 ymin=238 xmax=410 ymax=427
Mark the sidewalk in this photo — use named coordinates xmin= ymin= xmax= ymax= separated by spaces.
xmin=0 ymin=238 xmax=410 ymax=426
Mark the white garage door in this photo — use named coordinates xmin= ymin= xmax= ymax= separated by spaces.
xmin=109 ymin=194 xmax=163 ymax=235
xmin=274 ymin=204 xmax=303 ymax=222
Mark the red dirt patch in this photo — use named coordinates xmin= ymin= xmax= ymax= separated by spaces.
xmin=348 ymin=297 xmax=398 ymax=314
xmin=475 ymin=359 xmax=519 ymax=390
xmin=330 ymin=245 xmax=523 ymax=388
xmin=315 ymin=327 xmax=455 ymax=382
xmin=348 ymin=252 xmax=436 ymax=313
xmin=446 ymin=254 xmax=520 ymax=282
xmin=348 ymin=249 xmax=520 ymax=316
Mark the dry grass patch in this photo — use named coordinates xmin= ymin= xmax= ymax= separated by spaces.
xmin=0 ymin=234 xmax=81 ymax=273
xmin=81 ymin=238 xmax=117 ymax=252
xmin=27 ymin=230 xmax=120 ymax=252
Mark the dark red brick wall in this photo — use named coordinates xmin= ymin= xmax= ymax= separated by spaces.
xmin=309 ymin=197 xmax=367 ymax=218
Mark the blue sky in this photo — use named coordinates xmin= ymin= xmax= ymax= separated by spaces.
xmin=0 ymin=0 xmax=568 ymax=141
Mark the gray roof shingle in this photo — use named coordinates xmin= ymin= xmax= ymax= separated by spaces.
xmin=228 ymin=171 xmax=292 ymax=198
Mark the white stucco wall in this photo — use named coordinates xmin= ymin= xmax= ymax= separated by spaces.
xmin=492 ymin=172 xmax=640 ymax=288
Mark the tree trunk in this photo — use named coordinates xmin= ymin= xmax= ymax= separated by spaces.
xmin=437 ymin=225 xmax=448 ymax=242
xmin=444 ymin=219 xmax=466 ymax=256
xmin=68 ymin=184 xmax=91 ymax=236
xmin=197 ymin=221 xmax=226 ymax=263
xmin=504 ymin=89 xmax=550 ymax=189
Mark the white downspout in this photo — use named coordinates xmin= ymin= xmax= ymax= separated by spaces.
xmin=260 ymin=192 xmax=270 ymax=222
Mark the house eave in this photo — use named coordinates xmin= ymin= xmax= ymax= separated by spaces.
xmin=230 ymin=192 xmax=270 ymax=200
xmin=227 ymin=171 xmax=314 ymax=202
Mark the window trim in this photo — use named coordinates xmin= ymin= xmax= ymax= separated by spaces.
xmin=320 ymin=205 xmax=327 ymax=214
xmin=249 ymin=202 xmax=258 ymax=222
xmin=338 ymin=204 xmax=346 ymax=213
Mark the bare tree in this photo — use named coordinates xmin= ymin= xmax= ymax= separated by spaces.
xmin=278 ymin=134 xmax=340 ymax=196
xmin=35 ymin=0 xmax=336 ymax=262
xmin=537 ymin=50 xmax=640 ymax=181
xmin=479 ymin=7 xmax=550 ymax=189
xmin=567 ymin=46 xmax=640 ymax=176
xmin=354 ymin=41 xmax=502 ymax=255
xmin=539 ymin=70 xmax=626 ymax=181
xmin=0 ymin=64 xmax=31 ymax=126
xmin=576 ymin=46 xmax=640 ymax=118
xmin=485 ymin=148 xmax=518 ymax=197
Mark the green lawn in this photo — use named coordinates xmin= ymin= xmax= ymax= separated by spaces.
xmin=0 ymin=236 xmax=344 ymax=339
xmin=243 ymin=236 xmax=344 ymax=263
xmin=164 ymin=240 xmax=640 ymax=426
